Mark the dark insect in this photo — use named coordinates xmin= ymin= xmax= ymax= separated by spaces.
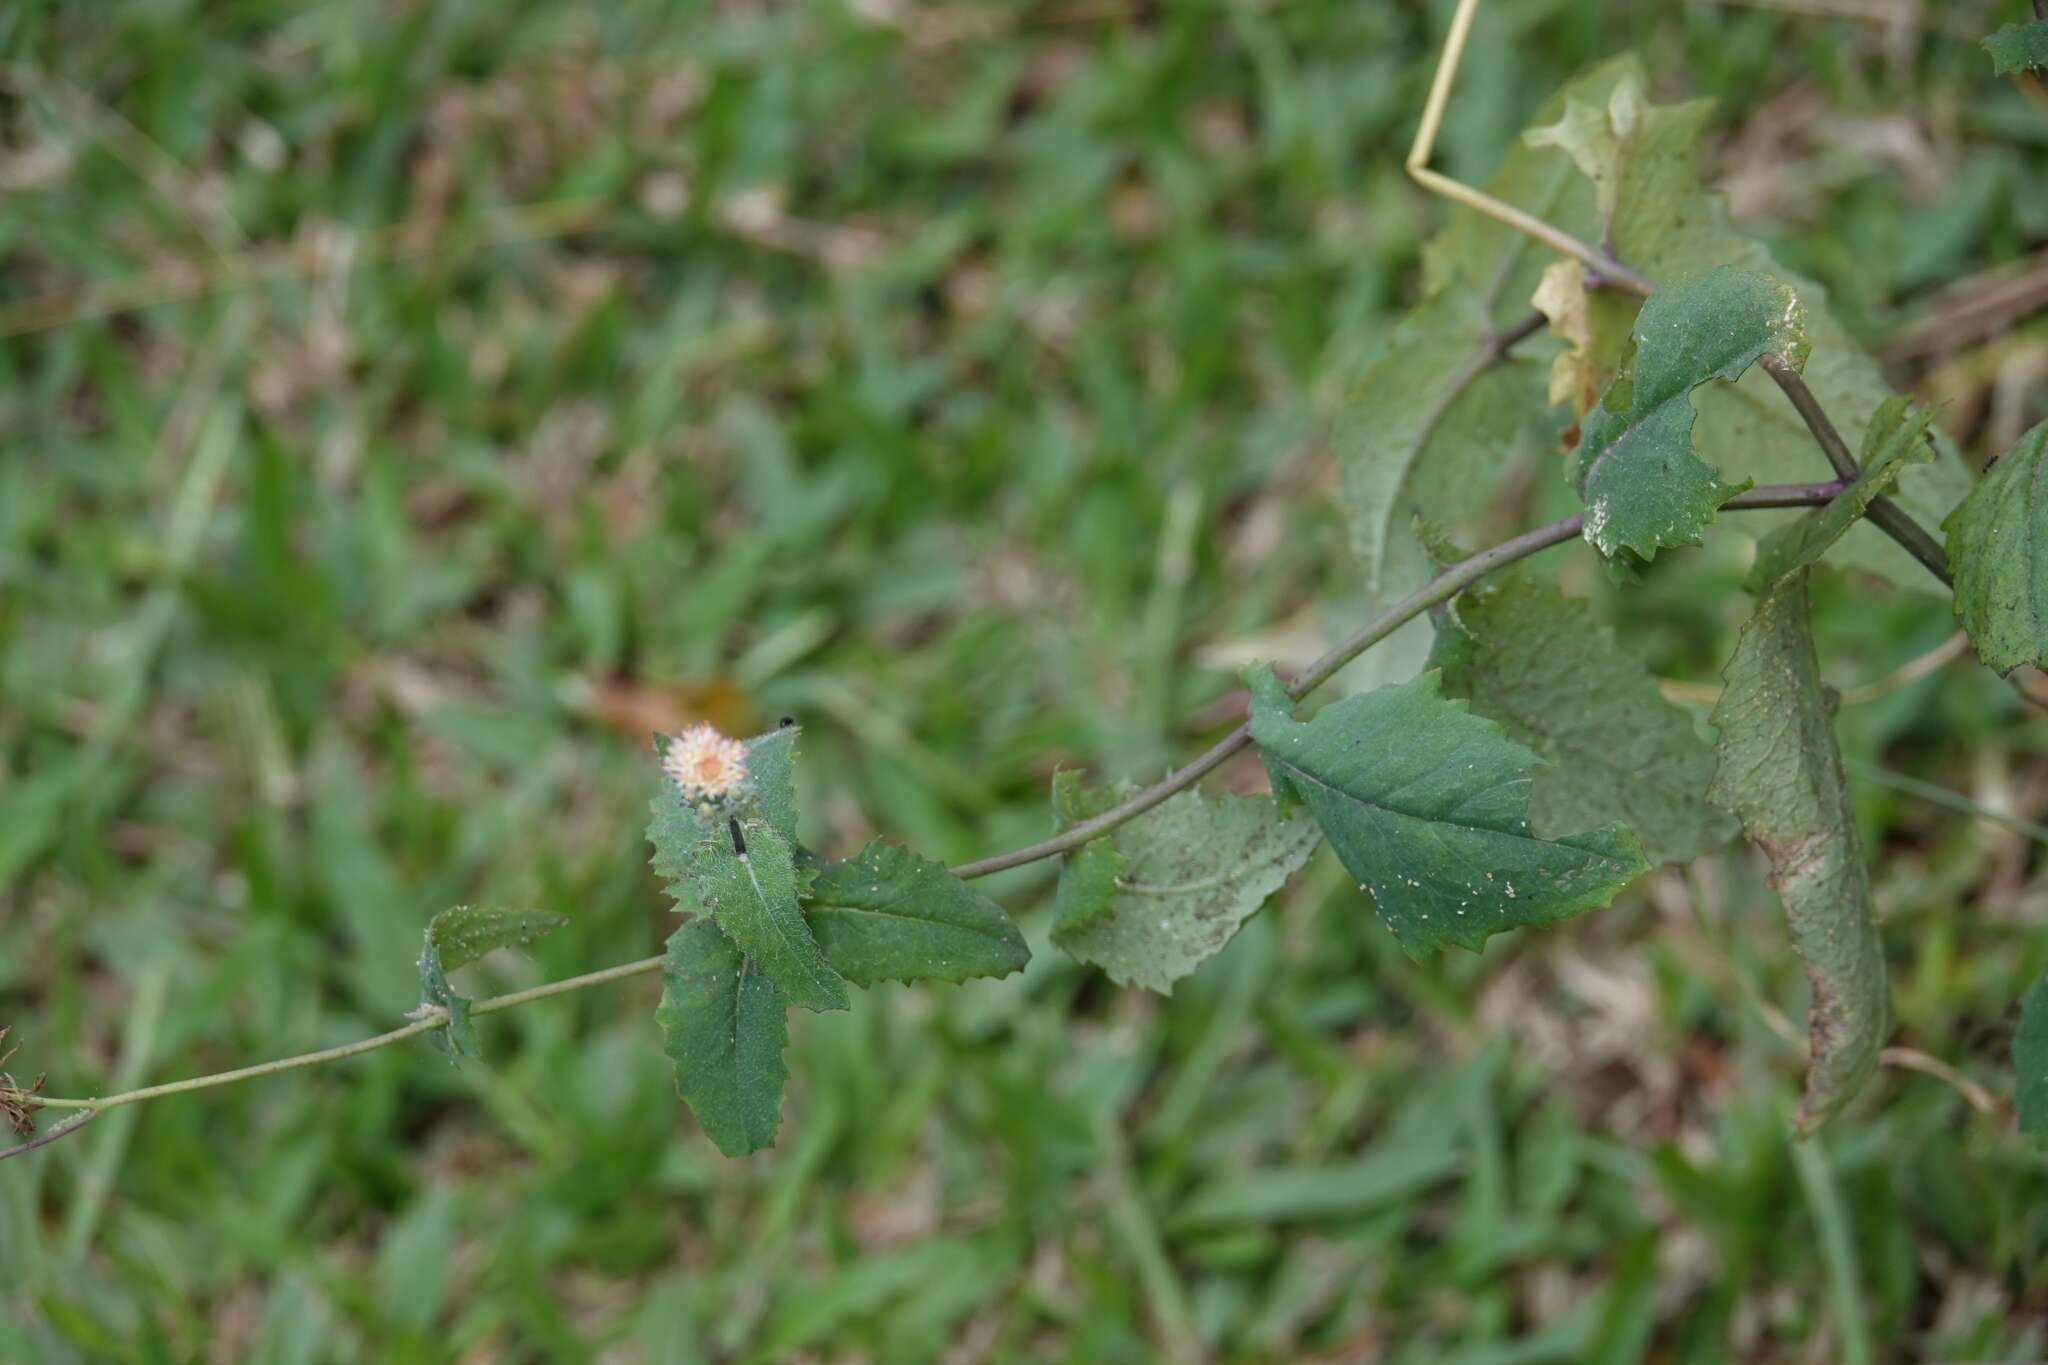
xmin=777 ymin=715 xmax=797 ymax=729
xmin=728 ymin=817 xmax=747 ymax=857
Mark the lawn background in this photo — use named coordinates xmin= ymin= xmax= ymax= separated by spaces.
xmin=3 ymin=0 xmax=2048 ymax=1360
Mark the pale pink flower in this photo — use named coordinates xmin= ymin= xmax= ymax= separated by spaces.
xmin=662 ymin=723 xmax=749 ymax=801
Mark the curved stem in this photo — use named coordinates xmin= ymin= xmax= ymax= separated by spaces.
xmin=947 ymin=480 xmax=1845 ymax=879
xmin=25 ymin=956 xmax=667 ymax=1116
xmin=16 ymin=481 xmax=1854 ymax=1130
xmin=0 ymin=1107 xmax=98 ymax=1162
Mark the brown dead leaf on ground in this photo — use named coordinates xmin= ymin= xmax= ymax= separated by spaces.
xmin=577 ymin=673 xmax=759 ymax=743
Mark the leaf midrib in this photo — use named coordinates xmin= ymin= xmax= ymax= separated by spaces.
xmin=1271 ymin=749 xmax=1630 ymax=870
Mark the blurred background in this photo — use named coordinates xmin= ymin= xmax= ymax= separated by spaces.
xmin=3 ymin=0 xmax=2047 ymax=1360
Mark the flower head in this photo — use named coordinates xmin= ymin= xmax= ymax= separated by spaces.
xmin=662 ymin=723 xmax=750 ymax=802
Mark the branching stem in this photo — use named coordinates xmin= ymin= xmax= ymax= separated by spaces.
xmin=4 ymin=480 xmax=1859 ymax=1147
xmin=1757 ymin=354 xmax=1951 ymax=586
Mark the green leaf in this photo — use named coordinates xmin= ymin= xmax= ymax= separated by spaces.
xmin=1170 ymin=1144 xmax=1463 ymax=1230
xmin=740 ymin=723 xmax=802 ymax=840
xmin=647 ymin=720 xmax=804 ymax=864
xmin=1499 ymin=59 xmax=1972 ymax=590
xmin=1747 ymin=398 xmax=1936 ymax=590
xmin=802 ymin=840 xmax=1029 ymax=986
xmin=1050 ymin=771 xmax=1126 ymax=939
xmin=656 ymin=917 xmax=788 ymax=1157
xmin=2015 ymin=967 xmax=2048 ymax=1147
xmin=1047 ymin=783 xmax=1320 ymax=994
xmin=682 ymin=819 xmax=849 ymax=1013
xmin=1429 ymin=571 xmax=1737 ymax=866
xmin=1985 ymin=20 xmax=2048 ymax=75
xmin=1521 ymin=72 xmax=1644 ymax=227
xmin=1339 ymin=57 xmax=1587 ymax=624
xmin=1709 ymin=571 xmax=1887 ymax=1133
xmin=415 ymin=905 xmax=567 ymax=1063
xmin=1339 ymin=287 xmax=1555 ymax=605
xmin=1244 ymin=664 xmax=1648 ymax=956
xmin=1569 ymin=267 xmax=1804 ymax=562
xmin=1943 ymin=420 xmax=2048 ymax=675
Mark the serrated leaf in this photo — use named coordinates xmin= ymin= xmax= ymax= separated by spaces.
xmin=741 ymin=723 xmax=802 ymax=840
xmin=648 ymin=721 xmax=804 ymax=864
xmin=1570 ymin=267 xmax=1803 ymax=561
xmin=682 ymin=819 xmax=848 ymax=1013
xmin=1943 ymin=420 xmax=2048 ymax=675
xmin=803 ymin=840 xmax=1029 ymax=986
xmin=2016 ymin=967 xmax=2048 ymax=1147
xmin=1985 ymin=20 xmax=2048 ymax=75
xmin=1244 ymin=664 xmax=1648 ymax=956
xmin=1048 ymin=784 xmax=1319 ymax=994
xmin=416 ymin=905 xmax=566 ymax=1063
xmin=1428 ymin=571 xmax=1737 ymax=866
xmin=1709 ymin=570 xmax=1886 ymax=1133
xmin=657 ymin=917 xmax=788 ymax=1157
xmin=1472 ymin=58 xmax=1971 ymax=589
xmin=1747 ymin=397 xmax=1937 ymax=590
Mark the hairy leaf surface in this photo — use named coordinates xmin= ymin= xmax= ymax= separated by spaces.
xmin=657 ymin=918 xmax=788 ymax=1157
xmin=740 ymin=724 xmax=801 ymax=840
xmin=1944 ymin=420 xmax=2048 ymax=675
xmin=1048 ymin=776 xmax=1319 ymax=994
xmin=1429 ymin=572 xmax=1736 ymax=865
xmin=648 ymin=722 xmax=803 ymax=861
xmin=1569 ymin=267 xmax=1802 ymax=561
xmin=1985 ymin=21 xmax=2048 ymax=74
xmin=1709 ymin=571 xmax=1886 ymax=1133
xmin=804 ymin=840 xmax=1029 ymax=986
xmin=1244 ymin=664 xmax=1647 ymax=956
xmin=683 ymin=820 xmax=848 ymax=1013
xmin=416 ymin=905 xmax=566 ymax=1063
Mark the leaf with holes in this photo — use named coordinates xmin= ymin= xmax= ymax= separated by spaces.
xmin=416 ymin=906 xmax=567 ymax=1063
xmin=803 ymin=841 xmax=1029 ymax=986
xmin=1985 ymin=21 xmax=2048 ymax=75
xmin=1429 ymin=571 xmax=1736 ymax=866
xmin=1569 ymin=267 xmax=1804 ymax=562
xmin=1709 ymin=570 xmax=1886 ymax=1133
xmin=1499 ymin=58 xmax=1972 ymax=589
xmin=1244 ymin=664 xmax=1647 ymax=956
xmin=657 ymin=917 xmax=788 ymax=1157
xmin=1944 ymin=420 xmax=2048 ymax=675
xmin=1048 ymin=779 xmax=1319 ymax=994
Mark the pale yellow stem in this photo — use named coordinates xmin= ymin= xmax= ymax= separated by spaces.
xmin=1404 ymin=0 xmax=1653 ymax=297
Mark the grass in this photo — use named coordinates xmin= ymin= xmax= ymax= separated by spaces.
xmin=2 ymin=0 xmax=2047 ymax=1359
